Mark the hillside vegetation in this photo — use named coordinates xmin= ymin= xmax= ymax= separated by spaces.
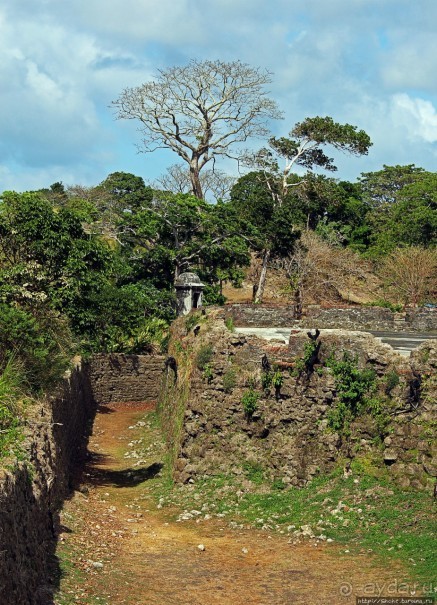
xmin=0 ymin=163 xmax=436 ymax=462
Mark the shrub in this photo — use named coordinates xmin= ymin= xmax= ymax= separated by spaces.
xmin=366 ymin=299 xmax=403 ymax=313
xmin=271 ymin=370 xmax=283 ymax=389
xmin=241 ymin=388 xmax=259 ymax=418
xmin=385 ymin=370 xmax=400 ymax=395
xmin=326 ymin=352 xmax=376 ymax=434
xmin=196 ymin=344 xmax=214 ymax=370
xmin=224 ymin=316 xmax=235 ymax=332
xmin=202 ymin=363 xmax=214 ymax=383
xmin=0 ymin=357 xmax=29 ymax=459
xmin=261 ymin=371 xmax=272 ymax=391
xmin=222 ymin=369 xmax=237 ymax=393
xmin=185 ymin=312 xmax=201 ymax=333
xmin=292 ymin=339 xmax=319 ymax=376
xmin=110 ymin=317 xmax=169 ymax=354
xmin=0 ymin=303 xmax=72 ymax=392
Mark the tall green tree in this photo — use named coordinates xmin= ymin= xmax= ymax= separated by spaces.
xmin=359 ymin=164 xmax=425 ymax=207
xmin=242 ymin=117 xmax=372 ymax=301
xmin=0 ymin=191 xmax=113 ymax=339
xmin=359 ymin=166 xmax=437 ymax=257
xmin=119 ymin=191 xmax=250 ymax=290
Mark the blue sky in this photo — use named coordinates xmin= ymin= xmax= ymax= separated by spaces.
xmin=1 ymin=0 xmax=436 ymax=192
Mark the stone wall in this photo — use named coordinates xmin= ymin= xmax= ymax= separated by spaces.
xmin=302 ymin=306 xmax=396 ymax=331
xmin=87 ymin=353 xmax=165 ymax=405
xmin=303 ymin=306 xmax=437 ymax=332
xmin=226 ymin=303 xmax=437 ymax=333
xmin=225 ymin=303 xmax=297 ymax=327
xmin=406 ymin=308 xmax=437 ymax=332
xmin=160 ymin=312 xmax=436 ymax=492
xmin=0 ymin=352 xmax=174 ymax=604
xmin=0 ymin=363 xmax=96 ymax=605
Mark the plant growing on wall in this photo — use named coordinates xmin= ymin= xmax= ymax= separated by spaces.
xmin=326 ymin=352 xmax=376 ymax=435
xmin=195 ymin=344 xmax=214 ymax=370
xmin=222 ymin=369 xmax=237 ymax=393
xmin=261 ymin=370 xmax=273 ymax=392
xmin=202 ymin=363 xmax=214 ymax=384
xmin=292 ymin=333 xmax=321 ymax=377
xmin=271 ymin=369 xmax=284 ymax=399
xmin=241 ymin=388 xmax=259 ymax=419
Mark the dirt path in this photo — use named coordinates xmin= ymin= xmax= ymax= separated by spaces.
xmin=55 ymin=404 xmax=406 ymax=605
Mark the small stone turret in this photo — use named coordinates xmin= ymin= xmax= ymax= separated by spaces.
xmin=175 ymin=272 xmax=205 ymax=316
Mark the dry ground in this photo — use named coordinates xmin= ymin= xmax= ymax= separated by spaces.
xmin=55 ymin=403 xmax=410 ymax=605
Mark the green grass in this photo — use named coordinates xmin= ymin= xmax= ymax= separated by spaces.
xmin=137 ymin=407 xmax=436 ymax=591
xmin=0 ymin=357 xmax=31 ymax=462
xmin=152 ymin=459 xmax=436 ymax=589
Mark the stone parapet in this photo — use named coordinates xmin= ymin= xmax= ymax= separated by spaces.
xmin=226 ymin=303 xmax=437 ymax=333
xmin=225 ymin=303 xmax=297 ymax=327
xmin=86 ymin=353 xmax=165 ymax=405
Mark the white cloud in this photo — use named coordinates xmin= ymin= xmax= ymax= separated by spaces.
xmin=1 ymin=0 xmax=437 ymax=190
xmin=390 ymin=94 xmax=437 ymax=144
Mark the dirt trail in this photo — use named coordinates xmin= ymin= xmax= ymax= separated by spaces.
xmin=55 ymin=404 xmax=404 ymax=605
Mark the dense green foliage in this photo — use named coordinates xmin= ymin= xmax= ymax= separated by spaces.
xmin=0 ymin=126 xmax=435 ymax=445
xmin=326 ymin=353 xmax=377 ymax=434
xmin=1 ymin=159 xmax=435 ymax=364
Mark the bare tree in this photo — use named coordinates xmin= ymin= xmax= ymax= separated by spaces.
xmin=112 ymin=60 xmax=281 ymax=200
xmin=279 ymin=231 xmax=370 ymax=315
xmin=154 ymin=163 xmax=236 ymax=201
xmin=380 ymin=246 xmax=437 ymax=307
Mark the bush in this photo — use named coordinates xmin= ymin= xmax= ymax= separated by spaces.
xmin=326 ymin=352 xmax=376 ymax=434
xmin=0 ymin=357 xmax=29 ymax=459
xmin=385 ymin=370 xmax=400 ymax=394
xmin=185 ymin=312 xmax=201 ymax=333
xmin=224 ymin=316 xmax=235 ymax=332
xmin=222 ymin=369 xmax=237 ymax=393
xmin=106 ymin=317 xmax=169 ymax=354
xmin=241 ymin=388 xmax=259 ymax=418
xmin=202 ymin=363 xmax=214 ymax=383
xmin=196 ymin=344 xmax=214 ymax=370
xmin=0 ymin=303 xmax=72 ymax=392
xmin=366 ymin=299 xmax=403 ymax=313
xmin=271 ymin=369 xmax=283 ymax=389
xmin=261 ymin=371 xmax=272 ymax=391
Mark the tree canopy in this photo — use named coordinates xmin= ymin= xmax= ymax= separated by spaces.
xmin=112 ymin=59 xmax=282 ymax=199
xmin=240 ymin=116 xmax=372 ymax=302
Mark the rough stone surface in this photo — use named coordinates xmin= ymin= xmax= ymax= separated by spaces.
xmin=302 ymin=306 xmax=396 ymax=331
xmin=87 ymin=353 xmax=165 ymax=404
xmin=225 ymin=303 xmax=297 ymax=327
xmin=160 ymin=312 xmax=436 ymax=491
xmin=226 ymin=303 xmax=437 ymax=333
xmin=0 ymin=352 xmax=165 ymax=604
xmin=0 ymin=363 xmax=96 ymax=605
xmin=406 ymin=308 xmax=437 ymax=332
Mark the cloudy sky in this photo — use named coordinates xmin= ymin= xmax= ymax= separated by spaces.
xmin=1 ymin=0 xmax=436 ymax=192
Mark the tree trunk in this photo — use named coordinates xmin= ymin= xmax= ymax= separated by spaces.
xmin=254 ymin=249 xmax=271 ymax=304
xmin=294 ymin=284 xmax=303 ymax=319
xmin=189 ymin=161 xmax=204 ymax=199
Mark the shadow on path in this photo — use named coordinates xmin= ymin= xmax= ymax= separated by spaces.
xmin=85 ymin=451 xmax=163 ymax=488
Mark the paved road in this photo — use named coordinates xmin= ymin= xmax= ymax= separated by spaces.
xmin=369 ymin=331 xmax=437 ymax=356
xmin=235 ymin=327 xmax=437 ymax=357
